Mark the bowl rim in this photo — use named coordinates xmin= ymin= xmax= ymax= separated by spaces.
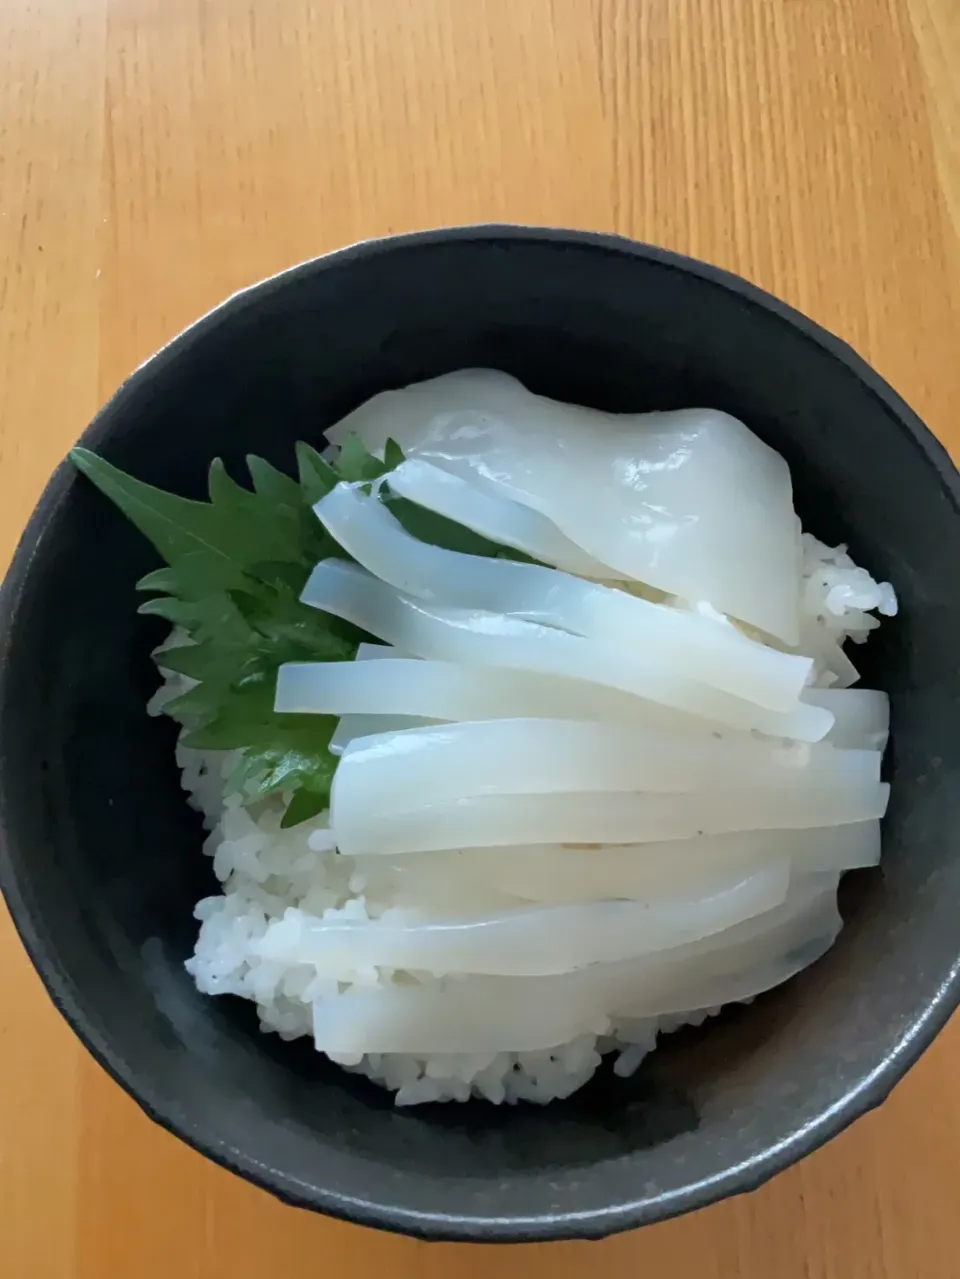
xmin=1 ymin=223 xmax=959 ymax=1243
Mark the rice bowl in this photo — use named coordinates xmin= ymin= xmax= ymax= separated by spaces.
xmin=68 ymin=369 xmax=898 ymax=1108
xmin=1 ymin=226 xmax=957 ymax=1240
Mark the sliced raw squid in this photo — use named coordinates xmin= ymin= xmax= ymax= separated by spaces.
xmin=331 ymin=718 xmax=881 ymax=810
xmin=312 ymin=936 xmax=831 ymax=1056
xmin=313 ymin=981 xmax=605 ymax=1056
xmin=310 ymin=878 xmax=838 ymax=1054
xmin=350 ymin=823 xmax=880 ymax=907
xmin=325 ymin=642 xmax=432 ymax=754
xmin=325 ymin=368 xmax=802 ymax=642
xmin=329 ymin=714 xmax=431 ymax=756
xmin=345 ymin=854 xmax=533 ymax=914
xmin=618 ymin=933 xmax=837 ymax=1019
xmin=301 ymin=559 xmax=833 ymax=740
xmin=332 ymin=780 xmax=890 ymax=856
xmin=275 ymin=656 xmax=712 ymax=725
xmin=803 ymin=687 xmax=890 ymax=750
xmin=259 ymin=859 xmax=788 ymax=978
xmin=385 ymin=458 xmax=617 ymax=578
xmin=314 ymin=482 xmax=813 ymax=710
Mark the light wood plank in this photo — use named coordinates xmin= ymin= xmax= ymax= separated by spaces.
xmin=0 ymin=1 xmax=958 ymax=1275
xmin=0 ymin=4 xmax=106 ymax=1276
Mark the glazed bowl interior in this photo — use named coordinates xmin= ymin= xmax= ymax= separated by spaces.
xmin=1 ymin=228 xmax=958 ymax=1242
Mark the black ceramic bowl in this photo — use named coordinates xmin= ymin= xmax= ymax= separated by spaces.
xmin=1 ymin=226 xmax=958 ymax=1242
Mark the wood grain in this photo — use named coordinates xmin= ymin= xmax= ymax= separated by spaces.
xmin=1 ymin=1 xmax=958 ymax=1275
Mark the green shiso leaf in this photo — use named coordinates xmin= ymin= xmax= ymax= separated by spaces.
xmin=70 ymin=432 xmax=539 ymax=825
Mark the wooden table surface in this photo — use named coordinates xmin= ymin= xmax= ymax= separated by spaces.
xmin=1 ymin=1 xmax=958 ymax=1275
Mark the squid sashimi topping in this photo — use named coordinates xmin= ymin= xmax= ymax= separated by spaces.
xmin=328 ymin=368 xmax=803 ymax=642
xmin=69 ymin=367 xmax=897 ymax=1108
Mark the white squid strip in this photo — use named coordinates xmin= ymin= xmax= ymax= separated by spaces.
xmin=312 ymin=983 xmax=600 ymax=1056
xmin=354 ymin=823 xmax=879 ymax=906
xmin=276 ymin=657 xmax=699 ymax=725
xmin=586 ymin=880 xmax=840 ymax=1021
xmin=314 ymin=483 xmax=812 ymax=711
xmin=385 ymin=458 xmax=619 ymax=578
xmin=332 ymin=718 xmax=881 ymax=810
xmin=310 ymin=879 xmax=837 ymax=1054
xmin=300 ymin=560 xmax=832 ymax=740
xmin=259 ymin=859 xmax=789 ymax=978
xmin=613 ymin=925 xmax=839 ymax=1019
xmin=332 ymin=781 xmax=889 ymax=856
xmin=346 ymin=856 xmax=531 ymax=914
xmin=325 ymin=642 xmax=430 ymax=754
xmin=662 ymin=870 xmax=840 ymax=952
xmin=803 ymin=687 xmax=890 ymax=750
xmin=313 ymin=940 xmax=830 ymax=1056
xmin=326 ymin=369 xmax=802 ymax=643
xmin=329 ymin=714 xmax=432 ymax=756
